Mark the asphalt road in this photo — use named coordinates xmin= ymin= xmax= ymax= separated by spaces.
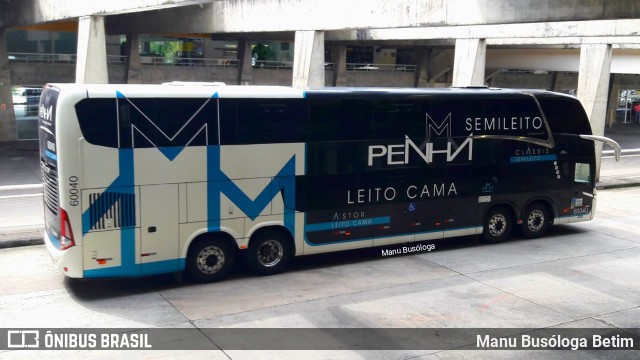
xmin=1 ymin=186 xmax=639 ymax=359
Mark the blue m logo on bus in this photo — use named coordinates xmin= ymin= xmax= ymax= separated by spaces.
xmin=116 ymin=90 xmax=211 ymax=161
xmin=206 ymin=146 xmax=296 ymax=236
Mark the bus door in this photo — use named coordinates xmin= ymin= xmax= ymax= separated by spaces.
xmin=550 ymin=133 xmax=594 ymax=223
xmin=400 ymin=167 xmax=446 ymax=244
xmin=444 ymin=163 xmax=478 ymax=237
xmin=570 ymin=162 xmax=594 ymax=221
xmin=139 ymin=184 xmax=180 ymax=275
xmin=569 ymin=139 xmax=597 ymax=222
xmin=370 ymin=169 xmax=434 ymax=247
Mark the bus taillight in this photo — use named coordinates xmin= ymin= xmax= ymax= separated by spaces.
xmin=59 ymin=208 xmax=76 ymax=250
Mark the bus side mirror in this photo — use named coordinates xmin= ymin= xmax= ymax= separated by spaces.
xmin=579 ymin=135 xmax=622 ymax=162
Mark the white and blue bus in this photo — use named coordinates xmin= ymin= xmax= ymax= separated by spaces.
xmin=39 ymin=83 xmax=620 ymax=282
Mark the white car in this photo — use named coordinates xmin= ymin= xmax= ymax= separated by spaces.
xmin=12 ymin=86 xmax=43 ymax=105
xmin=355 ymin=64 xmax=380 ymax=71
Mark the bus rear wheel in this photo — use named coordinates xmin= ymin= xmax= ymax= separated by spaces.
xmin=522 ymin=203 xmax=550 ymax=238
xmin=186 ymin=238 xmax=235 ymax=283
xmin=245 ymin=230 xmax=292 ymax=276
xmin=482 ymin=207 xmax=512 ymax=243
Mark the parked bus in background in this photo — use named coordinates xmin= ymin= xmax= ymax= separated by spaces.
xmin=39 ymin=84 xmax=620 ymax=282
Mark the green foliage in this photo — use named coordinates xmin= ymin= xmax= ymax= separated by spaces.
xmin=149 ymin=40 xmax=181 ymax=63
xmin=252 ymin=43 xmax=271 ymax=61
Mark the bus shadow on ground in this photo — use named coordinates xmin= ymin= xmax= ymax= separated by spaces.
xmin=64 ymin=225 xmax=587 ymax=301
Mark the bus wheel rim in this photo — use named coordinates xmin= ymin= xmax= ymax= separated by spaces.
xmin=488 ymin=214 xmax=507 ymax=237
xmin=197 ymin=246 xmax=225 ymax=274
xmin=527 ymin=209 xmax=545 ymax=232
xmin=257 ymin=240 xmax=284 ymax=267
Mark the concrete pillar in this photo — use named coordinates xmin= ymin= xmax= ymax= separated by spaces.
xmin=414 ymin=48 xmax=431 ymax=88
xmin=237 ymin=40 xmax=253 ymax=85
xmin=292 ymin=30 xmax=325 ymax=88
xmin=577 ymin=43 xmax=612 ymax=179
xmin=549 ymin=71 xmax=559 ymax=91
xmin=76 ymin=16 xmax=108 ymax=84
xmin=50 ymin=31 xmax=56 ymax=54
xmin=330 ymin=44 xmax=347 ymax=86
xmin=452 ymin=39 xmax=486 ymax=87
xmin=606 ymin=74 xmax=619 ymax=127
xmin=0 ymin=27 xmax=16 ymax=142
xmin=124 ymin=34 xmax=141 ymax=84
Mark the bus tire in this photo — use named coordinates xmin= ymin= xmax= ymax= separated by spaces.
xmin=522 ymin=203 xmax=550 ymax=239
xmin=186 ymin=237 xmax=235 ymax=283
xmin=482 ymin=206 xmax=512 ymax=243
xmin=245 ymin=229 xmax=292 ymax=276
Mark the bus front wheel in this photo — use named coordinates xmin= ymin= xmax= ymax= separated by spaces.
xmin=522 ymin=203 xmax=550 ymax=238
xmin=482 ymin=207 xmax=512 ymax=243
xmin=186 ymin=238 xmax=235 ymax=283
xmin=245 ymin=230 xmax=293 ymax=276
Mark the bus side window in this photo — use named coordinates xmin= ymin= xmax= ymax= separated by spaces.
xmin=372 ymin=101 xmax=423 ymax=140
xmin=575 ymin=163 xmax=591 ymax=183
xmin=75 ymin=98 xmax=119 ymax=148
xmin=221 ymin=99 xmax=307 ymax=145
xmin=119 ymin=103 xmax=132 ymax=148
xmin=308 ymin=99 xmax=373 ymax=142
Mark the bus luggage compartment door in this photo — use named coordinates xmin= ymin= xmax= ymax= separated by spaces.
xmin=140 ymin=184 xmax=180 ymax=275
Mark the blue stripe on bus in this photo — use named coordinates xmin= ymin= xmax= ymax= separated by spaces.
xmin=81 ymin=147 xmax=139 ymax=276
xmin=557 ymin=213 xmax=591 ymax=219
xmin=45 ymin=150 xmax=57 ymax=161
xmin=303 ymin=225 xmax=481 ymax=246
xmin=305 ymin=216 xmax=391 ymax=232
xmin=46 ymin=230 xmax=61 ymax=249
xmin=207 ymin=146 xmax=222 ymax=232
xmin=140 ymin=258 xmax=185 ymax=275
xmin=158 ymin=147 xmax=184 ymax=161
xmin=82 ymin=148 xmax=136 ymax=234
xmin=84 ymin=258 xmax=186 ymax=278
xmin=509 ymin=154 xmax=558 ymax=163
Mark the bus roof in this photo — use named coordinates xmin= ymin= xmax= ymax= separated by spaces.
xmin=45 ymin=83 xmax=576 ymax=101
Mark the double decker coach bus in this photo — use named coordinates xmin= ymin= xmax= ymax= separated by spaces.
xmin=39 ymin=83 xmax=620 ymax=282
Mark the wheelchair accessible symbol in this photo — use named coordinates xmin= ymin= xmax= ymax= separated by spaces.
xmin=408 ymin=202 xmax=416 ymax=212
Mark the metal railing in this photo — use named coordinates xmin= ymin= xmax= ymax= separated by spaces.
xmin=237 ymin=61 xmax=416 ymax=72
xmin=8 ymin=52 xmax=76 ymax=63
xmin=346 ymin=63 xmax=416 ymax=72
xmin=8 ymin=53 xmax=416 ymax=72
xmin=138 ymin=56 xmax=239 ymax=67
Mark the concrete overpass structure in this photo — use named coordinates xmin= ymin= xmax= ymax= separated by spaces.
xmin=1 ymin=0 xmax=639 ymax=142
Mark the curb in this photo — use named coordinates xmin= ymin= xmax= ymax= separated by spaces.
xmin=596 ymin=181 xmax=640 ymax=190
xmin=0 ymin=229 xmax=43 ymax=249
xmin=0 ymin=237 xmax=44 ymax=249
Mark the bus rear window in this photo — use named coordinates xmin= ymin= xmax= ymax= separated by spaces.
xmin=575 ymin=163 xmax=591 ymax=183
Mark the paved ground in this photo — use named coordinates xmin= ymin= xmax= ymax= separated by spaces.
xmin=0 ymin=140 xmax=43 ymax=246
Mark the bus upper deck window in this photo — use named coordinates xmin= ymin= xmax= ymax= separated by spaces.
xmin=575 ymin=163 xmax=591 ymax=183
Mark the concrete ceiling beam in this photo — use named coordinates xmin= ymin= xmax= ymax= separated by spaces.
xmin=330 ymin=19 xmax=640 ymax=43
xmin=6 ymin=0 xmax=640 ymax=34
